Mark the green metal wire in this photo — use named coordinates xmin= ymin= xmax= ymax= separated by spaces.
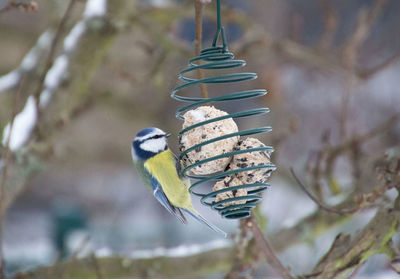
xmin=171 ymin=0 xmax=275 ymax=219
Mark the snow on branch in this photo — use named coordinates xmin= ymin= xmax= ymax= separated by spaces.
xmin=2 ymin=96 xmax=38 ymax=151
xmin=39 ymin=0 xmax=107 ymax=108
xmin=84 ymin=0 xmax=107 ymax=19
xmin=0 ymin=31 xmax=54 ymax=93
xmin=2 ymin=0 xmax=108 ymax=151
xmin=128 ymin=239 xmax=231 ymax=259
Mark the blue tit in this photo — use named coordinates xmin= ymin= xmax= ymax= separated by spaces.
xmin=131 ymin=127 xmax=226 ymax=237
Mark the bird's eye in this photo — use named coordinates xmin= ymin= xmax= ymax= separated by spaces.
xmin=153 ymin=135 xmax=162 ymax=139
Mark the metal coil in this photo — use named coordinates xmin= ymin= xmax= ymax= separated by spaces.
xmin=171 ymin=1 xmax=275 ymax=219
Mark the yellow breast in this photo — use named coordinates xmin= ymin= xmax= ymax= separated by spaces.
xmin=144 ymin=149 xmax=192 ymax=209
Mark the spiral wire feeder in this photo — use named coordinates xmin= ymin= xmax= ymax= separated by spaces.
xmin=171 ymin=0 xmax=276 ymax=219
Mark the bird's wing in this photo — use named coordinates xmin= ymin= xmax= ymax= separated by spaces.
xmin=132 ymin=160 xmax=153 ymax=191
xmin=150 ymin=176 xmax=187 ymax=224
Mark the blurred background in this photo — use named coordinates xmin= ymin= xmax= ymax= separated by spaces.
xmin=0 ymin=0 xmax=400 ymax=278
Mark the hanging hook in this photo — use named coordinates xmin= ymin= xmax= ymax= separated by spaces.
xmin=212 ymin=0 xmax=227 ymax=50
xmin=216 ymin=0 xmax=221 ymax=30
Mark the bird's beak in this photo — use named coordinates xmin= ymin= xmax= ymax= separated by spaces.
xmin=165 ymin=133 xmax=171 ymax=138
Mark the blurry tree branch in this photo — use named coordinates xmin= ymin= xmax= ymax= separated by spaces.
xmin=305 ymin=113 xmax=400 ymax=200
xmin=224 ymin=220 xmax=255 ymax=279
xmin=32 ymin=0 xmax=77 ymax=110
xmin=342 ymin=0 xmax=387 ymax=71
xmin=246 ymin=216 xmax=295 ymax=279
xmin=0 ymin=77 xmax=23 ymax=279
xmin=194 ymin=0 xmax=209 ymax=99
xmin=0 ymin=0 xmax=38 ymax=14
xmin=12 ymin=246 xmax=235 ymax=279
xmin=224 ymin=1 xmax=397 ymax=82
xmin=0 ymin=0 xmax=120 ymax=218
xmin=0 ymin=33 xmax=54 ymax=94
xmin=0 ymin=2 xmax=123 ymax=275
xmin=318 ymin=0 xmax=337 ymax=50
xmin=358 ymin=51 xmax=400 ymax=79
xmin=307 ymin=201 xmax=400 ymax=279
xmin=292 ymin=126 xmax=400 ymax=279
xmin=340 ymin=0 xmax=388 ymax=139
xmin=2 ymin=2 xmax=399 ymax=96
xmin=214 ymin=4 xmax=399 ymax=82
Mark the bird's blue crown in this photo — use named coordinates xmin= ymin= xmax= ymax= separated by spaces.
xmin=136 ymin=127 xmax=157 ymax=138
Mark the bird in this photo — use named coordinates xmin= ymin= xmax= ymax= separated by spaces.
xmin=131 ymin=127 xmax=227 ymax=237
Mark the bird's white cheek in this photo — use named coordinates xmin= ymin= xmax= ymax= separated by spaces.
xmin=140 ymin=138 xmax=166 ymax=153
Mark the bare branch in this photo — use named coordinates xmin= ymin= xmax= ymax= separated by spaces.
xmin=194 ymin=0 xmax=209 ymax=99
xmin=291 ymin=168 xmax=359 ymax=215
xmin=348 ymin=263 xmax=365 ymax=279
xmin=33 ymin=0 xmax=78 ymax=110
xmin=358 ymin=51 xmax=400 ymax=79
xmin=10 ymin=245 xmax=235 ymax=279
xmin=318 ymin=0 xmax=338 ymax=50
xmin=339 ymin=0 xmax=387 ymax=139
xmin=0 ymin=0 xmax=38 ymax=14
xmin=331 ymin=113 xmax=400 ymax=155
xmin=291 ymin=147 xmax=399 ymax=216
xmin=0 ymin=77 xmax=23 ymax=279
xmin=305 ymin=113 xmax=400 ymax=199
xmin=90 ymin=254 xmax=105 ymax=279
xmin=246 ymin=216 xmax=295 ymax=279
xmin=342 ymin=0 xmax=387 ymax=69
xmin=306 ymin=204 xmax=400 ymax=279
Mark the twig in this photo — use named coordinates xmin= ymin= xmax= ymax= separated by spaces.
xmin=340 ymin=0 xmax=388 ymax=139
xmin=290 ymin=168 xmax=359 ymax=215
xmin=0 ymin=77 xmax=23 ymax=279
xmin=342 ymin=0 xmax=387 ymax=69
xmin=310 ymin=149 xmax=324 ymax=199
xmin=51 ymin=234 xmax=91 ymax=279
xmin=307 ymin=113 xmax=400 ymax=197
xmin=331 ymin=113 xmax=400 ymax=155
xmin=0 ymin=0 xmax=38 ymax=14
xmin=90 ymin=254 xmax=105 ymax=279
xmin=347 ymin=262 xmax=365 ymax=279
xmin=318 ymin=0 xmax=337 ymax=50
xmin=245 ymin=216 xmax=294 ymax=279
xmin=224 ymin=219 xmax=252 ymax=278
xmin=358 ymin=51 xmax=400 ymax=79
xmin=339 ymin=74 xmax=354 ymax=140
xmin=71 ymin=235 xmax=91 ymax=259
xmin=194 ymin=0 xmax=209 ymax=99
xmin=33 ymin=0 xmax=77 ymax=109
xmin=340 ymin=6 xmax=366 ymax=139
xmin=290 ymin=167 xmax=397 ymax=215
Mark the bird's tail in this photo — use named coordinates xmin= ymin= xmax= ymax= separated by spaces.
xmin=184 ymin=209 xmax=227 ymax=238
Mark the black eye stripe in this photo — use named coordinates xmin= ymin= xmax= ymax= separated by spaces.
xmin=151 ymin=134 xmax=163 ymax=139
xmin=135 ymin=133 xmax=166 ymax=143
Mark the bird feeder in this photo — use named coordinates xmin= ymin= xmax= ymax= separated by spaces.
xmin=171 ymin=0 xmax=276 ymax=219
